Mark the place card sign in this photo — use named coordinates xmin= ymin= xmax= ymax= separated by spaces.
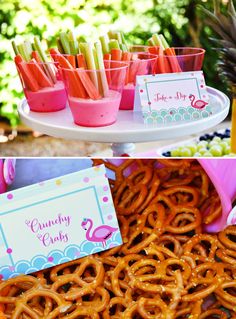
xmin=0 ymin=165 xmax=122 ymax=280
xmin=134 ymin=71 xmax=211 ymax=124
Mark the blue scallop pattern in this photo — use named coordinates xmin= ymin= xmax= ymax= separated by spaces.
xmin=0 ymin=233 xmax=121 ymax=279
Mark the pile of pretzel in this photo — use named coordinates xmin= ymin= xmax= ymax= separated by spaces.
xmin=0 ymin=159 xmax=236 ymax=318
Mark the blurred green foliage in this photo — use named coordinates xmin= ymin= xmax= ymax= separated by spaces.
xmin=0 ymin=0 xmax=228 ymax=126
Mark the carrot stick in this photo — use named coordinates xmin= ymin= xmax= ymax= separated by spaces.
xmin=77 ymin=68 xmax=101 ymax=100
xmin=156 ymin=46 xmax=167 ymax=74
xmin=14 ymin=55 xmax=40 ymax=92
xmin=111 ymin=48 xmax=122 ymax=68
xmin=122 ymin=52 xmax=131 ymax=85
xmin=148 ymin=46 xmax=159 ymax=55
xmin=56 ymin=54 xmax=87 ymax=98
xmin=165 ymin=48 xmax=182 ymax=73
xmin=128 ymin=59 xmax=141 ymax=83
xmin=104 ymin=53 xmax=111 ymax=86
xmin=29 ymin=59 xmax=53 ymax=87
xmin=76 ymin=54 xmax=87 ymax=69
xmin=66 ymin=55 xmax=76 ymax=68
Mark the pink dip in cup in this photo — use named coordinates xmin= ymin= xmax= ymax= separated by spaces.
xmin=25 ymin=81 xmax=67 ymax=112
xmin=68 ymin=90 xmax=121 ymax=127
xmin=119 ymin=83 xmax=135 ymax=110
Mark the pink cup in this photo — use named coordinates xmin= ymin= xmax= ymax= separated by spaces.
xmin=153 ymin=47 xmax=205 ymax=74
xmin=198 ymin=159 xmax=236 ymax=232
xmin=61 ymin=61 xmax=128 ymax=127
xmin=119 ymin=52 xmax=156 ymax=110
xmin=15 ymin=60 xmax=67 ymax=112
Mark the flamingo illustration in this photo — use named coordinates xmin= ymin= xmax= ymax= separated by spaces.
xmin=81 ymin=218 xmax=118 ymax=247
xmin=189 ymin=94 xmax=208 ymax=109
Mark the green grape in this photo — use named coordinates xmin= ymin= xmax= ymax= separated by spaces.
xmin=197 ymin=141 xmax=208 ymax=149
xmin=209 ymin=145 xmax=223 ymax=157
xmin=219 ymin=142 xmax=228 ymax=153
xmin=223 ymin=145 xmax=231 ymax=155
xmin=171 ymin=148 xmax=180 ymax=157
xmin=203 ymin=151 xmax=213 ymax=157
xmin=193 ymin=152 xmax=201 ymax=157
xmin=223 ymin=138 xmax=231 ymax=145
xmin=209 ymin=140 xmax=218 ymax=147
xmin=212 ymin=136 xmax=221 ymax=142
xmin=187 ymin=144 xmax=197 ymax=154
xmin=179 ymin=147 xmax=192 ymax=157
xmin=199 ymin=148 xmax=208 ymax=155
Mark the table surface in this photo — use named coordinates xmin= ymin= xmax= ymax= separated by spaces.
xmin=18 ymin=86 xmax=230 ymax=144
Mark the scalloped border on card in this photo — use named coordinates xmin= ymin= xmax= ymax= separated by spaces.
xmin=0 ymin=165 xmax=122 ymax=280
xmin=134 ymin=71 xmax=211 ymax=124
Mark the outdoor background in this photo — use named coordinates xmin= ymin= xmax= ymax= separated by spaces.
xmin=0 ymin=0 xmax=229 ymax=127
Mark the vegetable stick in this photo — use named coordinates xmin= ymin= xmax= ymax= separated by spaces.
xmin=56 ymin=55 xmax=87 ymax=98
xmin=59 ymin=32 xmax=71 ymax=54
xmin=156 ymin=46 xmax=167 ymax=73
xmin=57 ymin=38 xmax=64 ymax=53
xmin=84 ymin=42 xmax=99 ymax=91
xmin=95 ymin=41 xmax=109 ymax=97
xmin=99 ymin=35 xmax=109 ymax=55
xmin=109 ymin=39 xmax=120 ymax=51
xmin=31 ymin=51 xmax=45 ymax=72
xmin=76 ymin=53 xmax=87 ymax=69
xmin=24 ymin=40 xmax=33 ymax=59
xmin=17 ymin=43 xmax=28 ymax=61
xmin=128 ymin=59 xmax=140 ymax=83
xmin=148 ymin=38 xmax=155 ymax=47
xmin=93 ymin=48 xmax=103 ymax=95
xmin=14 ymin=55 xmax=40 ymax=92
xmin=66 ymin=55 xmax=76 ymax=68
xmin=159 ymin=34 xmax=169 ymax=50
xmin=148 ymin=46 xmax=159 ymax=55
xmin=30 ymin=58 xmax=53 ymax=87
xmin=122 ymin=51 xmax=132 ymax=84
xmin=34 ymin=36 xmax=57 ymax=84
xmin=11 ymin=40 xmax=20 ymax=55
xmin=79 ymin=43 xmax=87 ymax=56
xmin=120 ymin=32 xmax=128 ymax=50
xmin=165 ymin=47 xmax=182 ymax=72
xmin=77 ymin=68 xmax=101 ymax=100
xmin=111 ymin=48 xmax=122 ymax=69
xmin=103 ymin=53 xmax=111 ymax=85
xmin=68 ymin=31 xmax=79 ymax=55
xmin=152 ymin=33 xmax=164 ymax=49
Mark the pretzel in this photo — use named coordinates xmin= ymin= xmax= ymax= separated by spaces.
xmin=0 ymin=159 xmax=234 ymax=319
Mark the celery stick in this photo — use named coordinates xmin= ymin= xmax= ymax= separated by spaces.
xmin=24 ymin=40 xmax=33 ymax=59
xmin=57 ymin=38 xmax=64 ymax=53
xmin=68 ymin=31 xmax=78 ymax=55
xmin=79 ymin=43 xmax=86 ymax=56
xmin=93 ymin=48 xmax=103 ymax=96
xmin=31 ymin=43 xmax=37 ymax=51
xmin=12 ymin=40 xmax=19 ymax=55
xmin=114 ymin=31 xmax=122 ymax=44
xmin=121 ymin=32 xmax=128 ymax=46
xmin=159 ymin=34 xmax=169 ymax=49
xmin=17 ymin=43 xmax=30 ymax=61
xmin=148 ymin=38 xmax=155 ymax=46
xmin=95 ymin=41 xmax=109 ymax=97
xmin=34 ymin=36 xmax=56 ymax=83
xmin=99 ymin=35 xmax=109 ymax=55
xmin=109 ymin=39 xmax=120 ymax=51
xmin=152 ymin=34 xmax=164 ymax=50
xmin=120 ymin=44 xmax=128 ymax=52
xmin=108 ymin=30 xmax=115 ymax=39
xmin=59 ymin=32 xmax=71 ymax=54
xmin=84 ymin=42 xmax=99 ymax=91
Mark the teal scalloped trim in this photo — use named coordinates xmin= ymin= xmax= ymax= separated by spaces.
xmin=143 ymin=105 xmax=213 ymax=124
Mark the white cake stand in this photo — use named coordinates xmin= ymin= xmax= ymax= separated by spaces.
xmin=18 ymin=86 xmax=230 ymax=156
